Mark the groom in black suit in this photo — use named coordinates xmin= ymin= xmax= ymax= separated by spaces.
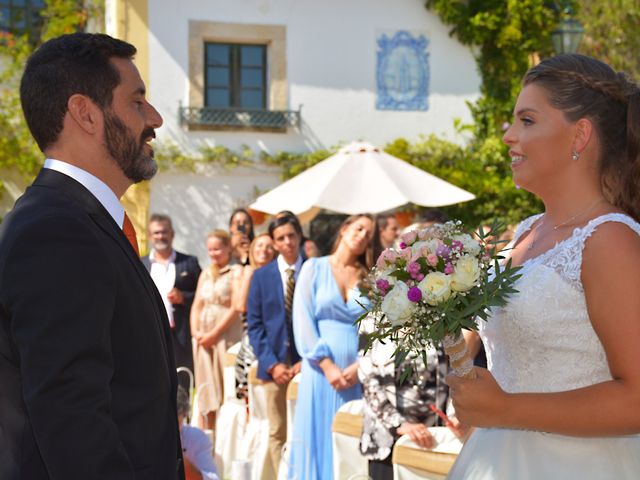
xmin=142 ymin=213 xmax=201 ymax=389
xmin=0 ymin=34 xmax=184 ymax=479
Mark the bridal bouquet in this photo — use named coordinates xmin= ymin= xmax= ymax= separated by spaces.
xmin=360 ymin=221 xmax=521 ymax=379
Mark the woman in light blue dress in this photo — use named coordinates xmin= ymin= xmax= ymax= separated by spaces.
xmin=289 ymin=214 xmax=374 ymax=480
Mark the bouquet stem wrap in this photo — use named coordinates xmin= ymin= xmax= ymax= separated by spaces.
xmin=442 ymin=332 xmax=477 ymax=379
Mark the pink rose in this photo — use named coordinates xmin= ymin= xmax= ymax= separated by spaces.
xmin=400 ymin=230 xmax=418 ymax=246
xmin=417 ymin=229 xmax=431 ymax=240
xmin=376 ymin=249 xmax=398 ymax=269
xmin=427 ymin=254 xmax=438 ymax=266
xmin=398 ymin=248 xmax=412 ymax=261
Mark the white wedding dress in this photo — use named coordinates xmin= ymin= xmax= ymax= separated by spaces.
xmin=448 ymin=213 xmax=640 ymax=480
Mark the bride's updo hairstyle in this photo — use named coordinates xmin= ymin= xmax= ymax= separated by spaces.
xmin=523 ymin=54 xmax=640 ymax=221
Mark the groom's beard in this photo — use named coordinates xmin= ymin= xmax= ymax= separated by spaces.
xmin=103 ymin=110 xmax=158 ymax=183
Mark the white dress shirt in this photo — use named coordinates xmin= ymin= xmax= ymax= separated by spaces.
xmin=44 ymin=158 xmax=124 ymax=227
xmin=277 ymin=254 xmax=303 ymax=295
xmin=148 ymin=249 xmax=177 ymax=328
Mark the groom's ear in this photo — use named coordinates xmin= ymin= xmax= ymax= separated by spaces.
xmin=572 ymin=117 xmax=594 ymax=154
xmin=66 ymin=94 xmax=103 ymax=136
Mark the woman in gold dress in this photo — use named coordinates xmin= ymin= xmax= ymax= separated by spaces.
xmin=191 ymin=230 xmax=243 ymax=429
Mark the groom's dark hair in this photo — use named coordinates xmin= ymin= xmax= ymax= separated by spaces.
xmin=20 ymin=32 xmax=136 ymax=152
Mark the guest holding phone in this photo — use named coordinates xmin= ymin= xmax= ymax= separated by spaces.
xmin=229 ymin=208 xmax=254 ymax=266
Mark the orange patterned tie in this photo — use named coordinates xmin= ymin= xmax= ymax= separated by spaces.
xmin=122 ymin=212 xmax=140 ymax=256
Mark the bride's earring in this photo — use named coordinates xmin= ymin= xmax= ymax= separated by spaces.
xmin=571 ymin=151 xmax=580 ymax=161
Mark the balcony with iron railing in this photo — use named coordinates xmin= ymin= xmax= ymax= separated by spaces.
xmin=179 ymin=106 xmax=301 ymax=132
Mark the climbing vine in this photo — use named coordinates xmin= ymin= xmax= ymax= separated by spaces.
xmin=0 ymin=0 xmax=103 ymax=196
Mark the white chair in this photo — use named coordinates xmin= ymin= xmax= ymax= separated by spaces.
xmin=285 ymin=373 xmax=301 ymax=442
xmin=223 ymin=342 xmax=243 ymax=404
xmin=214 ymin=342 xmax=248 ymax=480
xmin=240 ymin=363 xmax=272 ymax=480
xmin=277 ymin=373 xmax=301 ymax=480
xmin=176 ymin=366 xmax=195 ymax=420
xmin=176 ymin=366 xmax=195 ymax=390
xmin=331 ymin=399 xmax=369 ymax=480
xmin=392 ymin=427 xmax=463 ymax=480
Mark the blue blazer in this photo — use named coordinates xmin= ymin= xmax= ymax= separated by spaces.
xmin=247 ymin=259 xmax=302 ymax=381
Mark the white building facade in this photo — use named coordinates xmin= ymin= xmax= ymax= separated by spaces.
xmin=106 ymin=0 xmax=481 ymax=263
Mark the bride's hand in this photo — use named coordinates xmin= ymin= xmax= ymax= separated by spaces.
xmin=447 ymin=367 xmax=510 ymax=427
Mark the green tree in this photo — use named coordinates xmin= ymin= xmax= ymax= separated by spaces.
xmin=384 ymin=135 xmax=541 ymax=227
xmin=0 ymin=0 xmax=103 ymax=197
xmin=425 ymin=0 xmax=569 ymax=138
xmin=421 ymin=0 xmax=640 ymax=227
xmin=576 ymin=0 xmax=640 ymax=80
xmin=421 ymin=1 xmax=564 ymax=223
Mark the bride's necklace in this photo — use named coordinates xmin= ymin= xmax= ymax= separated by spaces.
xmin=527 ymin=198 xmax=606 ymax=251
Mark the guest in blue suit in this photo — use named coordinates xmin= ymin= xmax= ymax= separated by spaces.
xmin=289 ymin=214 xmax=374 ymax=480
xmin=247 ymin=214 xmax=304 ymax=476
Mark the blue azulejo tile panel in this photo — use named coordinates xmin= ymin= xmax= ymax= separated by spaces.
xmin=376 ymin=31 xmax=430 ymax=111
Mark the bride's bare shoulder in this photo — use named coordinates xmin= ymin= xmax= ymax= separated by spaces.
xmin=584 ymin=214 xmax=640 ymax=252
xmin=582 ymin=214 xmax=640 ymax=286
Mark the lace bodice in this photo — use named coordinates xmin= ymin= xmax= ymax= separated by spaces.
xmin=480 ymin=213 xmax=640 ymax=394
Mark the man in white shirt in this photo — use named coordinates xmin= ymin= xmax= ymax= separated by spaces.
xmin=143 ymin=213 xmax=201 ymax=388
xmin=0 ymin=33 xmax=184 ymax=479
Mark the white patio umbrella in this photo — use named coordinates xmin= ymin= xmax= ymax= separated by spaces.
xmin=250 ymin=142 xmax=475 ymax=222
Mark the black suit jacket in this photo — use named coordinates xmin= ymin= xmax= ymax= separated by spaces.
xmin=141 ymin=251 xmax=201 ymax=351
xmin=0 ymin=169 xmax=184 ymax=480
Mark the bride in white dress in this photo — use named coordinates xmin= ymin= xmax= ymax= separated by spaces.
xmin=447 ymin=54 xmax=640 ymax=479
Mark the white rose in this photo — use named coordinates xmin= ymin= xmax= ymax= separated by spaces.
xmin=450 ymin=255 xmax=481 ymax=292
xmin=381 ymin=282 xmax=415 ymax=325
xmin=453 ymin=234 xmax=481 ymax=256
xmin=418 ymin=272 xmax=452 ymax=306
